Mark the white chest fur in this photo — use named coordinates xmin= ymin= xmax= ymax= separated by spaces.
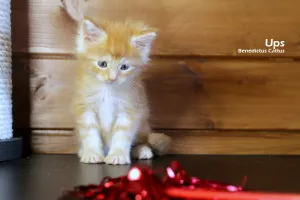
xmin=96 ymin=86 xmax=116 ymax=134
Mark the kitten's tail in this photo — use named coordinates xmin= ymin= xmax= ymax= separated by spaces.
xmin=148 ymin=132 xmax=172 ymax=156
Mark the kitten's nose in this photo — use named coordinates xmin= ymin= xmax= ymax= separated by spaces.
xmin=108 ymin=70 xmax=117 ymax=83
xmin=108 ymin=77 xmax=117 ymax=83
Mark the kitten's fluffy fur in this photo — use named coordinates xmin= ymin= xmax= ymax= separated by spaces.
xmin=73 ymin=18 xmax=171 ymax=165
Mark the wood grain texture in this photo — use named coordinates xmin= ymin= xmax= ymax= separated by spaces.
xmin=13 ymin=58 xmax=300 ymax=130
xmin=12 ymin=0 xmax=300 ymax=56
xmin=31 ymin=130 xmax=300 ymax=154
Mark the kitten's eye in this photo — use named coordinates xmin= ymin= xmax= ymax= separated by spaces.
xmin=120 ymin=64 xmax=129 ymax=71
xmin=97 ymin=61 xmax=107 ymax=68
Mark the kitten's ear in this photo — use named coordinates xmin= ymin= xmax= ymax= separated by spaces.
xmin=60 ymin=0 xmax=86 ymax=22
xmin=131 ymin=30 xmax=157 ymax=59
xmin=77 ymin=18 xmax=106 ymax=53
xmin=82 ymin=19 xmax=107 ymax=42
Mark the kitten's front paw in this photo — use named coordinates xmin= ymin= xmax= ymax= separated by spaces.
xmin=105 ymin=149 xmax=131 ymax=165
xmin=79 ymin=149 xmax=104 ymax=164
xmin=132 ymin=144 xmax=153 ymax=160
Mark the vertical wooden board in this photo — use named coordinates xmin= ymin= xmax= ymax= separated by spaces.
xmin=31 ymin=131 xmax=77 ymax=154
xmin=12 ymin=58 xmax=76 ymax=128
xmin=146 ymin=59 xmax=300 ymax=129
xmin=12 ymin=57 xmax=300 ymax=129
xmin=31 ymin=130 xmax=300 ymax=154
xmin=168 ymin=130 xmax=300 ymax=154
xmin=11 ymin=0 xmax=300 ymax=56
xmin=12 ymin=0 xmax=77 ymax=53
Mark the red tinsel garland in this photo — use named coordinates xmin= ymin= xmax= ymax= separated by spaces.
xmin=62 ymin=161 xmax=300 ymax=200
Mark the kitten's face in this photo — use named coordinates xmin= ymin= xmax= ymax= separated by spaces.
xmin=85 ymin=55 xmax=143 ymax=84
xmin=77 ymin=19 xmax=156 ymax=85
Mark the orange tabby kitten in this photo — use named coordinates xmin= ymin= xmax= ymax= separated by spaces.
xmin=72 ymin=17 xmax=171 ymax=165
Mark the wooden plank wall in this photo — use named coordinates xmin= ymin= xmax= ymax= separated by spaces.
xmin=12 ymin=0 xmax=300 ymax=154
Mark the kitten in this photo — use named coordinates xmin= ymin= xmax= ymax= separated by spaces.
xmin=72 ymin=17 xmax=171 ymax=165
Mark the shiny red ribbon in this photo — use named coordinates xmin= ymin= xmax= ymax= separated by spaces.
xmin=63 ymin=160 xmax=245 ymax=200
xmin=63 ymin=161 xmax=300 ymax=200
